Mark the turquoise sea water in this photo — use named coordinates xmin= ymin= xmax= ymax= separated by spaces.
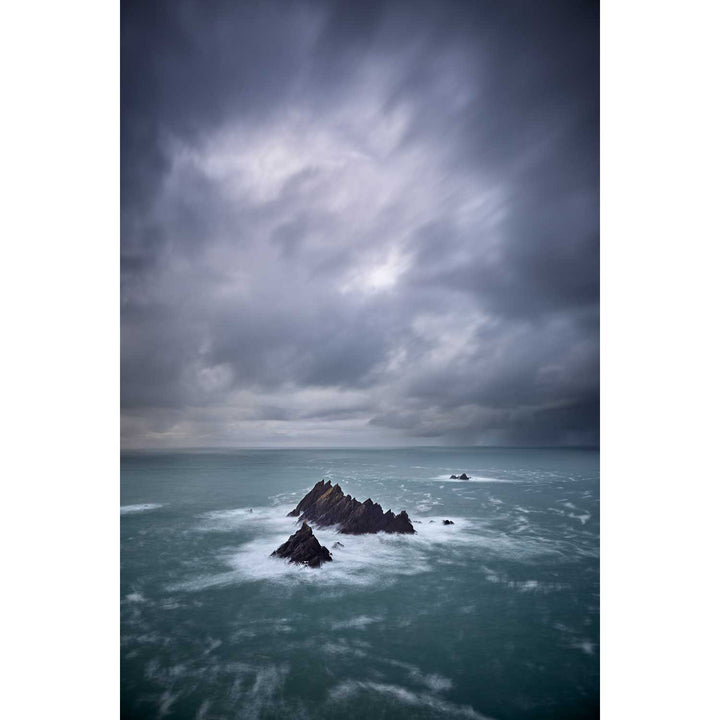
xmin=121 ymin=448 xmax=599 ymax=719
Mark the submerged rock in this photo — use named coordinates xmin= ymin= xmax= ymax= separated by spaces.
xmin=288 ymin=480 xmax=415 ymax=535
xmin=332 ymin=541 xmax=344 ymax=549
xmin=450 ymin=473 xmax=470 ymax=480
xmin=443 ymin=519 xmax=455 ymax=525
xmin=271 ymin=522 xmax=332 ymax=567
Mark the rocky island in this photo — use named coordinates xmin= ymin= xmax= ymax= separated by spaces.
xmin=288 ymin=479 xmax=415 ymax=534
xmin=271 ymin=522 xmax=332 ymax=567
xmin=450 ymin=473 xmax=471 ymax=480
xmin=271 ymin=481 xmax=415 ymax=568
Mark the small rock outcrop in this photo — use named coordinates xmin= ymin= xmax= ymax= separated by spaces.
xmin=450 ymin=473 xmax=470 ymax=480
xmin=271 ymin=522 xmax=332 ymax=567
xmin=288 ymin=480 xmax=415 ymax=535
xmin=443 ymin=519 xmax=455 ymax=525
xmin=332 ymin=541 xmax=344 ymax=549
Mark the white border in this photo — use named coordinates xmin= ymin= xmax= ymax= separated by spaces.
xmin=1 ymin=1 xmax=119 ymax=716
xmin=2 ymin=0 xmax=719 ymax=717
xmin=602 ymin=0 xmax=719 ymax=716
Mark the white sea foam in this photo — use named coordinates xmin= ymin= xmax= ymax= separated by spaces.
xmin=169 ymin=505 xmax=568 ymax=593
xmin=415 ymin=499 xmax=443 ymax=513
xmin=431 ymin=474 xmax=512 ymax=483
xmin=146 ymin=659 xmax=292 ymax=720
xmin=195 ymin=700 xmax=211 ymax=720
xmin=121 ymin=503 xmax=164 ymax=515
xmin=195 ymin=506 xmax=291 ymax=533
xmin=383 ymin=659 xmax=454 ymax=692
xmin=157 ymin=689 xmax=178 ymax=718
xmin=321 ymin=640 xmax=368 ymax=658
xmin=570 ymin=640 xmax=596 ymax=655
xmin=230 ymin=628 xmax=257 ymax=641
xmin=123 ymin=631 xmax=173 ymax=648
xmin=410 ymin=670 xmax=453 ymax=693
xmin=202 ymin=638 xmax=223 ymax=656
xmin=237 ymin=664 xmax=290 ymax=720
xmin=500 ymin=579 xmax=571 ymax=593
xmin=171 ymin=528 xmax=432 ymax=591
xmin=268 ymin=490 xmax=302 ymax=506
xmin=328 ymin=681 xmax=494 ymax=719
xmin=330 ymin=615 xmax=382 ymax=630
xmin=158 ymin=598 xmax=182 ymax=610
xmin=568 ymin=512 xmax=591 ymax=525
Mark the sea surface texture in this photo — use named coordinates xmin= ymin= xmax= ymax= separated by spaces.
xmin=121 ymin=448 xmax=599 ymax=719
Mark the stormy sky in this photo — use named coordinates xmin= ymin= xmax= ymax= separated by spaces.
xmin=121 ymin=0 xmax=598 ymax=449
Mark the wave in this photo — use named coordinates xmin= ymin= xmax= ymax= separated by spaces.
xmin=569 ymin=639 xmax=596 ymax=655
xmin=480 ymin=567 xmax=571 ymax=593
xmin=194 ymin=505 xmax=302 ymax=535
xmin=568 ymin=512 xmax=591 ymax=525
xmin=168 ymin=508 xmax=568 ymax=593
xmin=168 ymin=526 xmax=433 ymax=591
xmin=141 ymin=658 xmax=291 ymax=720
xmin=381 ymin=658 xmax=454 ymax=692
xmin=121 ymin=503 xmax=164 ymax=515
xmin=431 ymin=474 xmax=512 ymax=483
xmin=328 ymin=681 xmax=494 ymax=719
xmin=330 ymin=615 xmax=382 ymax=630
xmin=321 ymin=640 xmax=369 ymax=658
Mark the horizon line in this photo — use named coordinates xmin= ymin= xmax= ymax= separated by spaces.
xmin=121 ymin=444 xmax=600 ymax=453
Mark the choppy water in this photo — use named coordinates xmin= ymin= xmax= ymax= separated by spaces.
xmin=121 ymin=448 xmax=599 ymax=719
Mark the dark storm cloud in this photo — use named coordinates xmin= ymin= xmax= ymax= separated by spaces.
xmin=121 ymin=0 xmax=599 ymax=448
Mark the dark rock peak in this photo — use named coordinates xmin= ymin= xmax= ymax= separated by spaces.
xmin=450 ymin=473 xmax=470 ymax=480
xmin=287 ymin=479 xmax=415 ymax=535
xmin=271 ymin=522 xmax=332 ymax=568
xmin=443 ymin=519 xmax=455 ymax=525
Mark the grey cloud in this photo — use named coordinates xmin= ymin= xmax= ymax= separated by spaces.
xmin=121 ymin=0 xmax=598 ymax=448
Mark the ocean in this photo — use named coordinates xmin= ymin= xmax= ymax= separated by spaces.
xmin=121 ymin=448 xmax=599 ymax=719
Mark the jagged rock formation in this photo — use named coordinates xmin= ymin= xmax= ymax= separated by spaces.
xmin=271 ymin=522 xmax=332 ymax=567
xmin=443 ymin=519 xmax=455 ymax=525
xmin=450 ymin=473 xmax=470 ymax=480
xmin=288 ymin=480 xmax=415 ymax=535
